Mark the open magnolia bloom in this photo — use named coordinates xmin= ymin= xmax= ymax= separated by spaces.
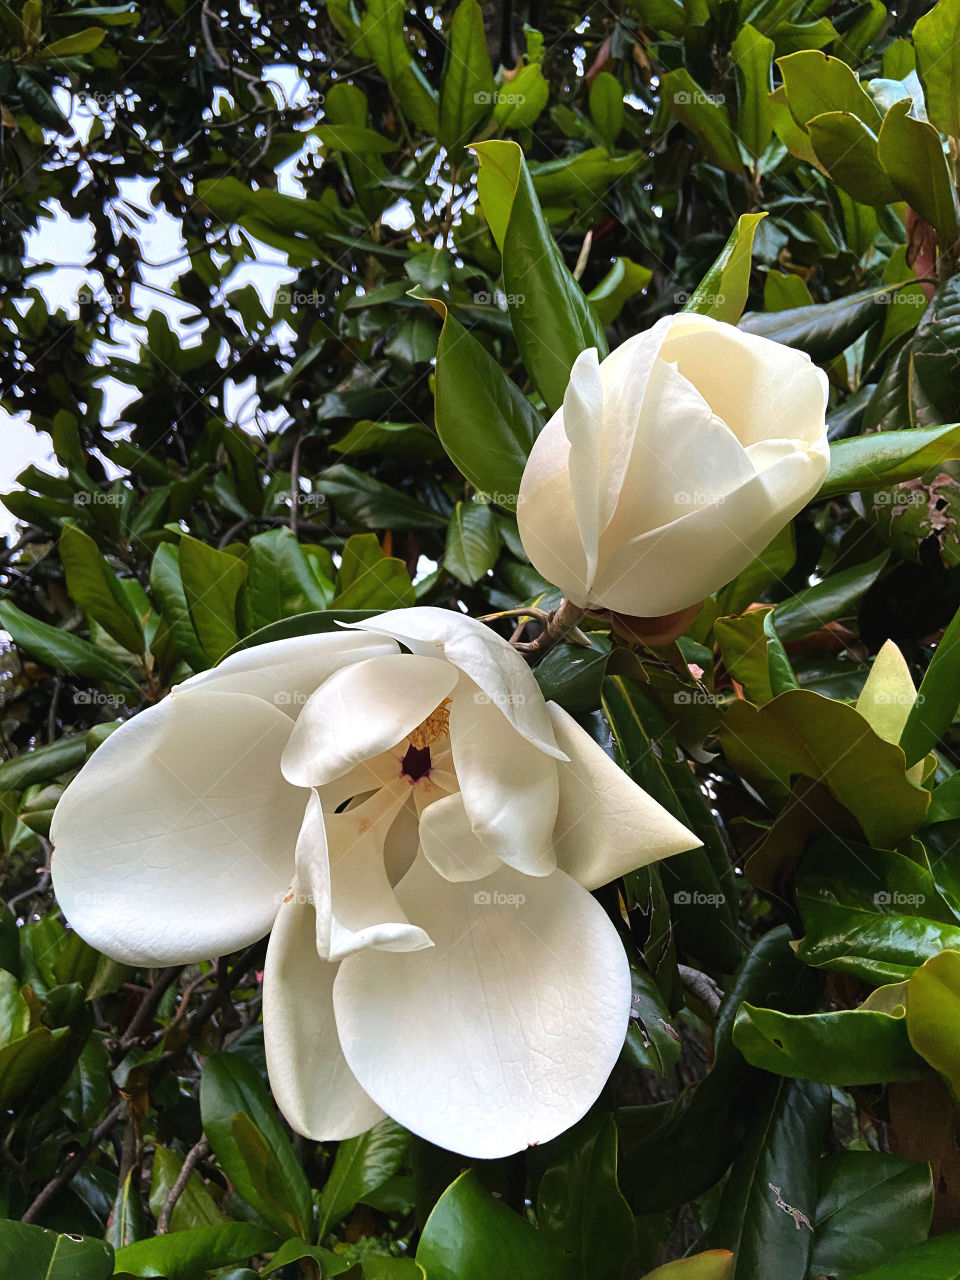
xmin=518 ymin=314 xmax=831 ymax=618
xmin=51 ymin=607 xmax=700 ymax=1158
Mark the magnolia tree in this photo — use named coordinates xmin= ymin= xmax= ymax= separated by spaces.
xmin=5 ymin=0 xmax=960 ymax=1277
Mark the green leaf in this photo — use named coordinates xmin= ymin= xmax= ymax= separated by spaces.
xmin=331 ymin=419 xmax=442 ymax=459
xmin=472 ymin=140 xmax=607 ymax=413
xmin=819 ymin=422 xmax=960 ymax=498
xmin=0 ymin=1220 xmax=113 ymax=1279
xmin=438 ymin=0 xmax=494 ymax=156
xmin=317 ymin=464 xmax=447 ymax=530
xmin=178 ymin=535 xmax=247 ymax=661
xmin=113 ymin=1224 xmax=280 ymax=1280
xmin=732 ymin=1001 xmax=927 ymax=1084
xmin=536 ymin=1113 xmax=635 ymax=1280
xmin=877 ymin=100 xmax=960 ymax=246
xmin=149 ymin=542 xmax=209 ymax=671
xmin=0 ymin=969 xmax=30 ymax=1047
xmin=227 ymin=610 xmax=383 ymax=653
xmin=719 ymin=690 xmax=929 ymax=852
xmin=0 ymin=1024 xmax=71 ymax=1108
xmin=492 ymin=62 xmax=550 ymax=129
xmin=739 ymin=283 xmax=896 ymax=362
xmin=811 ymin=1151 xmax=934 ymax=1276
xmin=843 ymin=1230 xmax=960 ymax=1279
xmin=333 ymin=533 xmax=415 ymax=609
xmin=777 ymin=49 xmax=882 ymax=130
xmin=199 ymin=1053 xmax=313 ymax=1239
xmin=0 ymin=731 xmax=87 ymax=790
xmin=587 ymin=257 xmax=652 ymax=325
xmin=795 ymin=838 xmax=960 ymax=984
xmin=914 ymin=0 xmax=960 ymax=143
xmin=417 ymin=1170 xmax=570 ymax=1280
xmin=443 ymin=500 xmax=499 ymax=585
xmin=588 ymin=71 xmax=624 ymax=149
xmin=906 ymin=949 xmax=960 ymax=1093
xmin=699 ymin=1078 xmax=829 ymax=1280
xmin=242 ymin=527 xmax=333 ymax=630
xmin=715 ymin=610 xmax=777 ymax=706
xmin=432 ymin=301 xmax=541 ymax=508
xmin=148 ymin=1147 xmax=226 ymax=1232
xmin=641 ymin=1256 xmax=734 ymax=1280
xmin=901 ymin=599 xmax=960 ymax=767
xmin=806 ymin=112 xmax=898 ymax=205
xmin=316 ymin=1118 xmax=410 ymax=1239
xmin=356 ymin=0 xmax=438 ymax=134
xmin=623 ymin=956 xmax=682 ymax=1075
xmin=0 ymin=600 xmax=137 ymax=688
xmin=38 ymin=26 xmax=105 ymax=57
xmin=59 ymin=520 xmax=145 ymax=654
xmin=314 ymin=123 xmax=396 ymax=154
xmin=772 ymin=550 xmax=889 ymax=640
xmin=732 ymin=24 xmax=774 ymax=159
xmin=684 ymin=213 xmax=766 ymax=325
xmin=261 ymin=1238 xmax=354 ymax=1276
xmin=661 ymin=68 xmax=743 ymax=173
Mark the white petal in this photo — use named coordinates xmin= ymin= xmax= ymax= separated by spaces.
xmin=51 ymin=691 xmax=304 ymax=966
xmin=281 ymin=653 xmax=458 ymax=787
xmin=856 ymin=639 xmax=917 ymax=743
xmin=590 ymin=445 xmax=829 ymax=616
xmin=180 ymin=632 xmax=398 ymax=715
xmin=315 ymin=751 xmax=403 ymax=811
xmin=658 ymin=313 xmax=830 ymax=449
xmin=548 ymin=702 xmax=701 ymax=889
xmin=333 ymin=858 xmax=631 ymax=1159
xmin=517 ymin=422 xmax=591 ymax=608
xmin=264 ymin=894 xmax=384 ymax=1140
xmin=449 ymin=685 xmax=558 ymax=876
xmin=349 ymin=609 xmax=565 ymax=759
xmin=562 ymin=347 xmax=606 ymax=586
xmin=420 ymin=792 xmax=503 ymax=882
xmin=295 ymin=784 xmax=433 ymax=960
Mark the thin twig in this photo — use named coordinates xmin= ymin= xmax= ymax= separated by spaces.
xmin=21 ymin=1100 xmax=126 ymax=1224
xmin=118 ymin=966 xmax=184 ymax=1050
xmin=156 ymin=1136 xmax=210 ymax=1234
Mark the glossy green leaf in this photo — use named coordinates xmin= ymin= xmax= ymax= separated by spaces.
xmin=777 ymin=49 xmax=882 ymax=130
xmin=59 ymin=521 xmax=145 ymax=654
xmin=316 ymin=1118 xmax=410 ymax=1239
xmin=317 ymin=464 xmax=447 ymax=530
xmin=641 ymin=1255 xmax=734 ymax=1280
xmin=623 ymin=957 xmax=682 ymax=1075
xmin=0 ymin=600 xmax=136 ymax=688
xmin=492 ymin=62 xmax=550 ymax=129
xmin=739 ymin=283 xmax=895 ymax=362
xmin=877 ymin=100 xmax=960 ymax=246
xmin=661 ymin=68 xmax=743 ymax=173
xmin=472 ymin=140 xmax=607 ymax=413
xmin=820 ymin=422 xmax=960 ymax=498
xmin=587 ymin=257 xmax=652 ymax=325
xmin=432 ymin=300 xmax=541 ymax=507
xmin=0 ymin=732 xmax=86 ymax=791
xmin=241 ymin=527 xmax=333 ymax=630
xmin=901 ymin=599 xmax=960 ymax=767
xmin=699 ymin=1078 xmax=829 ymax=1280
xmin=914 ymin=0 xmax=960 ymax=143
xmin=113 ymin=1224 xmax=279 ymax=1279
xmin=333 ymin=532 xmax=415 ymax=609
xmin=732 ymin=24 xmax=774 ymax=159
xmin=261 ymin=1238 xmax=354 ymax=1276
xmin=357 ymin=0 xmax=438 ymax=134
xmin=199 ymin=1053 xmax=312 ymax=1239
xmin=149 ymin=542 xmax=210 ymax=671
xmin=227 ymin=609 xmax=382 ymax=653
xmin=536 ymin=1113 xmax=635 ymax=1280
xmin=438 ymin=0 xmax=494 ymax=156
xmin=906 ymin=949 xmax=960 ymax=1093
xmin=443 ymin=499 xmax=499 ymax=585
xmin=732 ymin=1001 xmax=927 ymax=1084
xmin=844 ymin=1230 xmax=960 ymax=1279
xmin=684 ymin=213 xmax=766 ymax=325
xmin=417 ymin=1170 xmax=569 ymax=1280
xmin=314 ymin=123 xmax=396 ymax=154
xmin=0 ymin=1220 xmax=113 ymax=1279
xmin=811 ymin=1151 xmax=934 ymax=1276
xmin=772 ymin=551 xmax=889 ymax=640
xmin=589 ymin=71 xmax=624 ymax=148
xmin=178 ymin=534 xmax=247 ymax=662
xmin=807 ymin=112 xmax=898 ymax=205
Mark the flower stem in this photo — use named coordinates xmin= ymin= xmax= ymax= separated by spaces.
xmin=512 ymin=598 xmax=588 ymax=663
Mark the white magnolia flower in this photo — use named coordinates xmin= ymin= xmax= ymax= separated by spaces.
xmin=51 ymin=608 xmax=699 ymax=1158
xmin=518 ymin=314 xmax=831 ymax=617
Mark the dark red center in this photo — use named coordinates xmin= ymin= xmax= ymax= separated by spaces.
xmin=401 ymin=743 xmax=431 ymax=781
